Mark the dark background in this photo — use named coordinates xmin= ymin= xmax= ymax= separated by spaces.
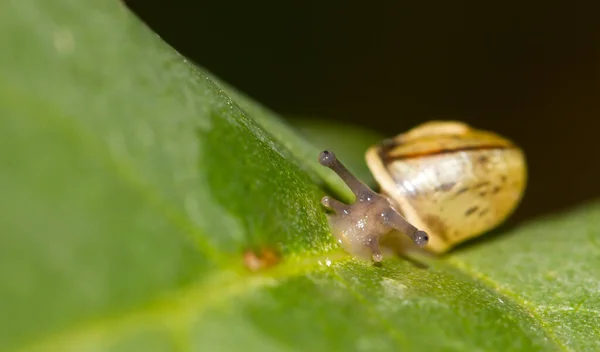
xmin=125 ymin=0 xmax=600 ymax=224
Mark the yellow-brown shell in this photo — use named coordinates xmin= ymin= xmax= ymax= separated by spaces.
xmin=365 ymin=121 xmax=527 ymax=253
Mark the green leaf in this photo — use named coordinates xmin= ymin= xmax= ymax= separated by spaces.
xmin=203 ymin=78 xmax=357 ymax=203
xmin=1 ymin=1 xmax=598 ymax=352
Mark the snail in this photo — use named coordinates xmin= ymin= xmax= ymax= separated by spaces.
xmin=319 ymin=121 xmax=527 ymax=262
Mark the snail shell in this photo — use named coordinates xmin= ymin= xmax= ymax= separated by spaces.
xmin=365 ymin=121 xmax=527 ymax=253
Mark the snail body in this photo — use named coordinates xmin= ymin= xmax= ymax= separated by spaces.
xmin=319 ymin=121 xmax=527 ymax=261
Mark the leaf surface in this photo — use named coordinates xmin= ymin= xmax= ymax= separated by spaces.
xmin=1 ymin=1 xmax=598 ymax=352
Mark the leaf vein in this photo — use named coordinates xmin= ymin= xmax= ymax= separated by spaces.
xmin=17 ymin=252 xmax=349 ymax=351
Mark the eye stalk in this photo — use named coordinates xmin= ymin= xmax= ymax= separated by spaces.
xmin=380 ymin=209 xmax=429 ymax=247
xmin=318 ymin=150 xmax=429 ymax=262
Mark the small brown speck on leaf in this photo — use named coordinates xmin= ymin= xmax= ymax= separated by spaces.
xmin=243 ymin=247 xmax=281 ymax=272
